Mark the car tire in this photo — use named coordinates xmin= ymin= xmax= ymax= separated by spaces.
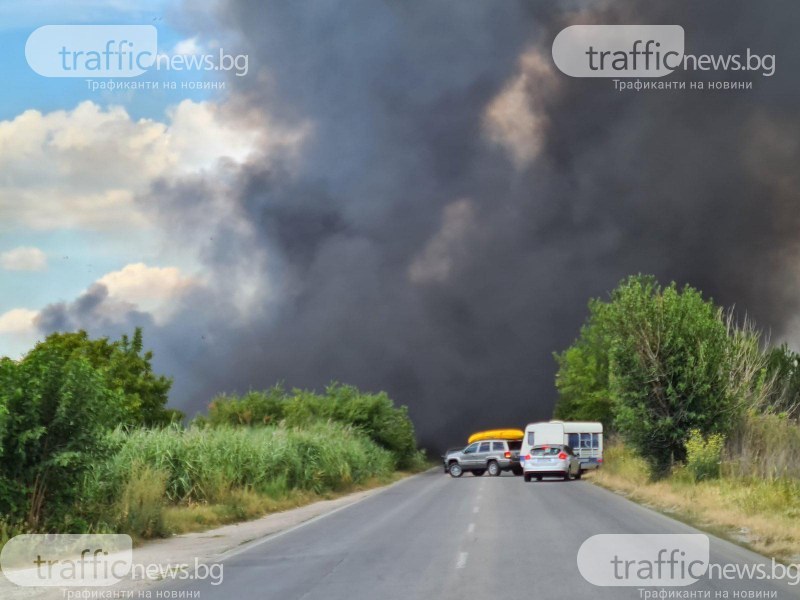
xmin=535 ymin=475 xmax=542 ymax=481
xmin=487 ymin=461 xmax=500 ymax=476
xmin=523 ymin=473 xmax=531 ymax=482
xmin=449 ymin=463 xmax=463 ymax=478
xmin=563 ymin=470 xmax=571 ymax=481
xmin=511 ymin=466 xmax=523 ymax=476
xmin=472 ymin=470 xmax=485 ymax=477
xmin=575 ymin=469 xmax=583 ymax=480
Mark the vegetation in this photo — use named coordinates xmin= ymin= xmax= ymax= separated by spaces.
xmin=0 ymin=329 xmax=425 ymax=546
xmin=554 ymin=275 xmax=780 ymax=476
xmin=590 ymin=441 xmax=800 ymax=563
xmin=0 ymin=328 xmax=180 ymax=530
xmin=79 ymin=423 xmax=396 ymax=538
xmin=558 ymin=273 xmax=800 ymax=558
xmin=684 ymin=429 xmax=725 ymax=482
xmin=196 ymin=384 xmax=422 ymax=469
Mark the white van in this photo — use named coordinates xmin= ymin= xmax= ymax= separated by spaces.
xmin=520 ymin=420 xmax=603 ymax=472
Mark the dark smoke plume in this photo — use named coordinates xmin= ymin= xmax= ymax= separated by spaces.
xmin=40 ymin=0 xmax=800 ymax=449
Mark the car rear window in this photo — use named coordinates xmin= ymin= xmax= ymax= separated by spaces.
xmin=531 ymin=446 xmax=563 ymax=456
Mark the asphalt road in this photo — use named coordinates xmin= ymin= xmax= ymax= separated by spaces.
xmin=160 ymin=470 xmax=799 ymax=599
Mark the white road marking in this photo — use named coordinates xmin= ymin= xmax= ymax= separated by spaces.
xmin=467 ymin=523 xmax=475 ymax=534
xmin=456 ymin=552 xmax=469 ymax=569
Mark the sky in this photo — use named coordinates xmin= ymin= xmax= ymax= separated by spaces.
xmin=1 ymin=0 xmax=799 ymax=449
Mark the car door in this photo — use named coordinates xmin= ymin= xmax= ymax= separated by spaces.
xmin=461 ymin=443 xmax=480 ymax=467
xmin=475 ymin=441 xmax=492 ymax=468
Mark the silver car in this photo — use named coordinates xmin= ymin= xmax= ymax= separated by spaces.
xmin=521 ymin=444 xmax=582 ymax=482
xmin=443 ymin=439 xmax=518 ymax=477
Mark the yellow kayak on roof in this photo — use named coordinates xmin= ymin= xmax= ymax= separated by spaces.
xmin=468 ymin=429 xmax=524 ymax=444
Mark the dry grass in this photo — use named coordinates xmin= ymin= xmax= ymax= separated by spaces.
xmin=161 ymin=472 xmax=413 ymax=536
xmin=588 ymin=443 xmax=800 ymax=562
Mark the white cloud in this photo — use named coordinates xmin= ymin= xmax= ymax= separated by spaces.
xmin=0 ymin=308 xmax=39 ymax=359
xmin=0 ymin=246 xmax=47 ymax=271
xmin=0 ymin=308 xmax=38 ymax=334
xmin=483 ymin=50 xmax=558 ymax=169
xmin=172 ymin=36 xmax=203 ymax=55
xmin=409 ymin=199 xmax=477 ymax=284
xmin=96 ymin=263 xmax=198 ymax=323
xmin=0 ymin=99 xmax=307 ymax=231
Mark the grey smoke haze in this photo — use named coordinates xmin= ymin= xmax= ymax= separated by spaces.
xmin=38 ymin=0 xmax=800 ymax=449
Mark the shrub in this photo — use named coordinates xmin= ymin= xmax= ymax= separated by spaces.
xmin=685 ymin=429 xmax=725 ymax=481
xmin=198 ymin=383 xmax=420 ymax=469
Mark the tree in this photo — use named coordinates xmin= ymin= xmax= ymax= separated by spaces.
xmin=554 ymin=275 xmax=762 ymax=477
xmin=19 ymin=328 xmax=179 ymax=427
xmin=0 ymin=343 xmax=120 ymax=526
xmin=606 ymin=276 xmax=739 ymax=475
xmin=553 ymin=300 xmax=615 ymax=430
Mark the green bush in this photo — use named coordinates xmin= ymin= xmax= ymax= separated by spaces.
xmin=685 ymin=429 xmax=725 ymax=481
xmin=197 ymin=383 xmax=420 ymax=469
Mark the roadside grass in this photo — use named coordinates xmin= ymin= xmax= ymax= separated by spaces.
xmin=161 ymin=472 xmax=414 ymax=536
xmin=69 ymin=422 xmax=427 ymax=542
xmin=587 ymin=442 xmax=800 ymax=563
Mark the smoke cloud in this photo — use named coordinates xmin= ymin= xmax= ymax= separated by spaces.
xmin=39 ymin=0 xmax=800 ymax=449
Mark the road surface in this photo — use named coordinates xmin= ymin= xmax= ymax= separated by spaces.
xmin=159 ymin=470 xmax=799 ymax=599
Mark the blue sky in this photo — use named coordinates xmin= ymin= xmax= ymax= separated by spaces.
xmin=0 ymin=0 xmax=253 ymax=357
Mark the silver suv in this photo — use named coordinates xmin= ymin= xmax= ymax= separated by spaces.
xmin=443 ymin=439 xmax=522 ymax=477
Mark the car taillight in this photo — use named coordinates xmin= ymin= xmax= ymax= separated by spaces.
xmin=504 ymin=451 xmax=511 ymax=458
xmin=558 ymin=452 xmax=567 ymax=460
xmin=597 ymin=458 xmax=603 ymax=463
xmin=524 ymin=454 xmax=531 ymax=461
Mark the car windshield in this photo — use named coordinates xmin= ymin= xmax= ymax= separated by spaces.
xmin=531 ymin=446 xmax=563 ymax=456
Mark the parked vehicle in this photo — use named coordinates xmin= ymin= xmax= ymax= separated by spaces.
xmin=521 ymin=444 xmax=582 ymax=481
xmin=443 ymin=439 xmax=520 ymax=477
xmin=519 ymin=420 xmax=603 ymax=474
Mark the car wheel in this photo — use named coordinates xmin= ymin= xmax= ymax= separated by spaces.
xmin=563 ymin=470 xmax=571 ymax=481
xmin=511 ymin=466 xmax=523 ymax=476
xmin=535 ymin=475 xmax=542 ymax=481
xmin=523 ymin=473 xmax=531 ymax=482
xmin=487 ymin=461 xmax=500 ymax=476
xmin=575 ymin=469 xmax=583 ymax=480
xmin=472 ymin=470 xmax=485 ymax=477
xmin=449 ymin=463 xmax=463 ymax=478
